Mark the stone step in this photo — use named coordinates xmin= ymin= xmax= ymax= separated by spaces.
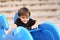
xmin=0 ymin=5 xmax=60 ymax=12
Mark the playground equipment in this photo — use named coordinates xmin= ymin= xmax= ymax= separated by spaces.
xmin=30 ymin=22 xmax=60 ymax=40
xmin=14 ymin=12 xmax=60 ymax=40
xmin=0 ymin=14 xmax=9 ymax=40
xmin=0 ymin=14 xmax=33 ymax=40
xmin=5 ymin=27 xmax=33 ymax=40
xmin=0 ymin=14 xmax=60 ymax=40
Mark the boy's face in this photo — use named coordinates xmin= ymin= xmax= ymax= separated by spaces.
xmin=19 ymin=13 xmax=30 ymax=24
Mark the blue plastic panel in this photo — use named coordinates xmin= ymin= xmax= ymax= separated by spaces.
xmin=5 ymin=27 xmax=33 ymax=40
xmin=30 ymin=22 xmax=60 ymax=40
xmin=0 ymin=14 xmax=9 ymax=30
xmin=0 ymin=14 xmax=9 ymax=39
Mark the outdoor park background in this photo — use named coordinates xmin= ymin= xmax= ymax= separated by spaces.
xmin=0 ymin=0 xmax=60 ymax=31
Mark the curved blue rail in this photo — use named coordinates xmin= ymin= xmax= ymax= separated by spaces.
xmin=30 ymin=22 xmax=60 ymax=40
xmin=5 ymin=27 xmax=33 ymax=40
xmin=0 ymin=14 xmax=9 ymax=40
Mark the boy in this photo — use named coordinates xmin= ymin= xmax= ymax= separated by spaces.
xmin=7 ymin=7 xmax=40 ymax=34
xmin=14 ymin=7 xmax=40 ymax=30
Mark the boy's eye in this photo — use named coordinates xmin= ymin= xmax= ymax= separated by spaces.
xmin=26 ymin=17 xmax=29 ymax=18
xmin=22 ymin=17 xmax=25 ymax=19
xmin=21 ymin=16 xmax=29 ymax=19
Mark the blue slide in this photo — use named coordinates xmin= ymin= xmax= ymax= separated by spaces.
xmin=13 ymin=12 xmax=60 ymax=40
xmin=0 ymin=13 xmax=60 ymax=40
xmin=0 ymin=14 xmax=33 ymax=40
xmin=5 ymin=27 xmax=33 ymax=40
xmin=0 ymin=14 xmax=9 ymax=40
xmin=30 ymin=22 xmax=60 ymax=40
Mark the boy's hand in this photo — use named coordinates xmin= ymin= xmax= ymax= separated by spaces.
xmin=6 ymin=24 xmax=17 ymax=34
xmin=11 ymin=24 xmax=17 ymax=30
xmin=32 ymin=20 xmax=40 ymax=29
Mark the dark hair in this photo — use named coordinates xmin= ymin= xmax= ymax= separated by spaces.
xmin=18 ymin=7 xmax=31 ymax=17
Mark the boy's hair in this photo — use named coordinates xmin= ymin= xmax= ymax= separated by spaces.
xmin=18 ymin=7 xmax=31 ymax=17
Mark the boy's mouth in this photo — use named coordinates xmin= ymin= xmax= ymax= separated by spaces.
xmin=23 ymin=20 xmax=28 ymax=23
